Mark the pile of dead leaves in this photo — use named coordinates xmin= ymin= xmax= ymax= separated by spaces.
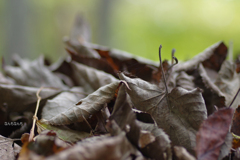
xmin=1 ymin=16 xmax=240 ymax=160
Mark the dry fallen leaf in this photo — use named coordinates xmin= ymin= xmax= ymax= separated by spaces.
xmin=43 ymin=81 xmax=120 ymax=125
xmin=45 ymin=131 xmax=145 ymax=160
xmin=215 ymin=60 xmax=240 ymax=109
xmin=4 ymin=55 xmax=68 ymax=89
xmin=110 ymin=84 xmax=171 ymax=159
xmin=70 ymin=61 xmax=118 ymax=93
xmin=196 ymin=107 xmax=234 ymax=160
xmin=119 ymin=73 xmax=207 ymax=154
xmin=41 ymin=87 xmax=86 ymax=120
xmin=0 ymin=84 xmax=61 ymax=113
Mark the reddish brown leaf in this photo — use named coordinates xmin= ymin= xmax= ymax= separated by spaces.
xmin=196 ymin=107 xmax=234 ymax=160
xmin=231 ymin=105 xmax=240 ymax=135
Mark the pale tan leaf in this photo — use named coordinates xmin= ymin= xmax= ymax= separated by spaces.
xmin=215 ymin=60 xmax=240 ymax=109
xmin=45 ymin=132 xmax=145 ymax=160
xmin=173 ymin=146 xmax=196 ymax=160
xmin=41 ymin=87 xmax=86 ymax=120
xmin=0 ymin=84 xmax=60 ymax=112
xmin=4 ymin=55 xmax=67 ymax=89
xmin=70 ymin=61 xmax=118 ymax=93
xmin=37 ymin=120 xmax=90 ymax=143
xmin=119 ymin=73 xmax=207 ymax=154
xmin=43 ymin=81 xmax=120 ymax=125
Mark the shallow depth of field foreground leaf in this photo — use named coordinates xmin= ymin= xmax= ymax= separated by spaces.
xmin=195 ymin=108 xmax=234 ymax=160
xmin=43 ymin=81 xmax=120 ymax=125
xmin=110 ymin=84 xmax=171 ymax=159
xmin=45 ymin=132 xmax=145 ymax=160
xmin=119 ymin=73 xmax=207 ymax=154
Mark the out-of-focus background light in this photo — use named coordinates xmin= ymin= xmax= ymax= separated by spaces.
xmin=1 ymin=0 xmax=239 ymax=63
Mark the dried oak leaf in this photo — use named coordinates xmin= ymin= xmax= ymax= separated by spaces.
xmin=173 ymin=146 xmax=196 ymax=160
xmin=18 ymin=131 xmax=68 ymax=160
xmin=195 ymin=64 xmax=225 ymax=115
xmin=231 ymin=105 xmax=240 ymax=136
xmin=174 ymin=41 xmax=227 ymax=72
xmin=41 ymin=87 xmax=86 ymax=120
xmin=0 ymin=135 xmax=18 ymax=160
xmin=70 ymin=61 xmax=118 ymax=93
xmin=64 ymin=38 xmax=101 ymax=59
xmin=196 ymin=107 xmax=234 ymax=160
xmin=176 ymin=71 xmax=195 ymax=91
xmin=214 ymin=60 xmax=240 ymax=109
xmin=0 ymin=84 xmax=60 ymax=112
xmin=69 ymin=52 xmax=117 ymax=77
xmin=3 ymin=55 xmax=67 ymax=89
xmin=37 ymin=120 xmax=90 ymax=143
xmin=110 ymin=84 xmax=171 ymax=159
xmin=42 ymin=81 xmax=120 ymax=125
xmin=45 ymin=131 xmax=145 ymax=160
xmin=119 ymin=73 xmax=207 ymax=154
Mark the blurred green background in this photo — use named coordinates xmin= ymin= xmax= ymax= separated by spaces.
xmin=1 ymin=0 xmax=240 ymax=64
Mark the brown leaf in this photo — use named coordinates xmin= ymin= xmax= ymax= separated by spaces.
xmin=110 ymin=84 xmax=171 ymax=159
xmin=196 ymin=107 xmax=234 ymax=160
xmin=231 ymin=105 xmax=240 ymax=136
xmin=43 ymin=81 xmax=120 ymax=125
xmin=70 ymin=61 xmax=119 ymax=93
xmin=119 ymin=73 xmax=207 ymax=154
xmin=196 ymin=64 xmax=226 ymax=115
xmin=176 ymin=71 xmax=195 ymax=91
xmin=215 ymin=60 xmax=240 ymax=109
xmin=18 ymin=131 xmax=68 ymax=160
xmin=41 ymin=87 xmax=86 ymax=120
xmin=0 ymin=84 xmax=60 ymax=112
xmin=175 ymin=42 xmax=227 ymax=72
xmin=65 ymin=39 xmax=101 ymax=59
xmin=37 ymin=120 xmax=90 ymax=143
xmin=173 ymin=146 xmax=196 ymax=160
xmin=69 ymin=53 xmax=118 ymax=77
xmin=3 ymin=55 xmax=68 ymax=89
xmin=45 ymin=132 xmax=145 ymax=160
xmin=0 ymin=135 xmax=16 ymax=160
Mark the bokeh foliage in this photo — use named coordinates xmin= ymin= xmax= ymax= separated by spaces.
xmin=1 ymin=0 xmax=240 ymax=63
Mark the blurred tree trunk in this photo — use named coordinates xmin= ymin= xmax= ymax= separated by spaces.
xmin=5 ymin=0 xmax=30 ymax=63
xmin=96 ymin=0 xmax=114 ymax=46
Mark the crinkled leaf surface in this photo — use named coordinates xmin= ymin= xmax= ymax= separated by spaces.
xmin=70 ymin=61 xmax=118 ymax=93
xmin=231 ymin=105 xmax=240 ymax=136
xmin=215 ymin=60 xmax=240 ymax=109
xmin=176 ymin=71 xmax=195 ymax=91
xmin=45 ymin=132 xmax=145 ymax=160
xmin=119 ymin=73 xmax=207 ymax=154
xmin=196 ymin=108 xmax=234 ymax=160
xmin=196 ymin=64 xmax=225 ymax=115
xmin=43 ymin=81 xmax=120 ymax=125
xmin=41 ymin=87 xmax=86 ymax=120
xmin=4 ymin=55 xmax=67 ymax=89
xmin=0 ymin=84 xmax=60 ymax=112
xmin=110 ymin=84 xmax=171 ymax=159
xmin=0 ymin=136 xmax=15 ymax=160
xmin=37 ymin=120 xmax=90 ymax=143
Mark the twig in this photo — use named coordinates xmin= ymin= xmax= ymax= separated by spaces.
xmin=228 ymin=87 xmax=240 ymax=108
xmin=29 ymin=87 xmax=43 ymax=142
xmin=171 ymin=48 xmax=176 ymax=65
xmin=159 ymin=45 xmax=170 ymax=108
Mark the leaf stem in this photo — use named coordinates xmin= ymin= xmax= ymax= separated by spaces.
xmin=159 ymin=45 xmax=170 ymax=107
xmin=29 ymin=87 xmax=43 ymax=142
xmin=228 ymin=87 xmax=240 ymax=108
